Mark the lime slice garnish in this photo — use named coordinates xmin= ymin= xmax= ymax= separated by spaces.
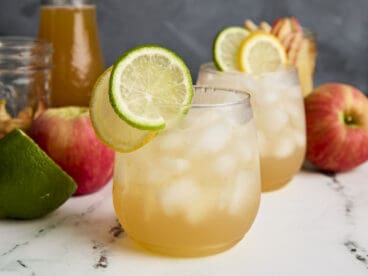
xmin=90 ymin=67 xmax=157 ymax=152
xmin=0 ymin=129 xmax=76 ymax=219
xmin=109 ymin=45 xmax=193 ymax=131
xmin=213 ymin=26 xmax=250 ymax=71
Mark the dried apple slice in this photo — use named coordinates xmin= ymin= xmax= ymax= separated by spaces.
xmin=287 ymin=32 xmax=303 ymax=64
xmin=271 ymin=18 xmax=283 ymax=35
xmin=289 ymin=17 xmax=303 ymax=32
xmin=274 ymin=19 xmax=293 ymax=42
xmin=296 ymin=38 xmax=314 ymax=96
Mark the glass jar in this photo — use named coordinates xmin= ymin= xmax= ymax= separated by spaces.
xmin=38 ymin=0 xmax=104 ymax=107
xmin=197 ymin=63 xmax=306 ymax=192
xmin=0 ymin=37 xmax=51 ymax=138
xmin=113 ymin=86 xmax=261 ymax=256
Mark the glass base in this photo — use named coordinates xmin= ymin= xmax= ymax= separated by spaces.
xmin=262 ymin=176 xmax=292 ymax=192
xmin=131 ymin=236 xmax=244 ymax=257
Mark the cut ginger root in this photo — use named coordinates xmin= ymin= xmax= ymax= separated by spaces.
xmin=0 ymin=100 xmax=47 ymax=139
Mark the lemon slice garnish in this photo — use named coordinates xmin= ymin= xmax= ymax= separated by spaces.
xmin=238 ymin=31 xmax=287 ymax=74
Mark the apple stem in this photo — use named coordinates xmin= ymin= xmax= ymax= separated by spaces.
xmin=343 ymin=112 xmax=359 ymax=127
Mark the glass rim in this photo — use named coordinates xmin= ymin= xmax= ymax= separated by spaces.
xmin=0 ymin=36 xmax=52 ymax=53
xmin=200 ymin=62 xmax=298 ymax=78
xmin=162 ymin=85 xmax=251 ymax=110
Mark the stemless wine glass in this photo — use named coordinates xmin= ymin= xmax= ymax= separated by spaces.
xmin=197 ymin=63 xmax=306 ymax=192
xmin=113 ymin=86 xmax=261 ymax=257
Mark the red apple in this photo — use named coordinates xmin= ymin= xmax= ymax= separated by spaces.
xmin=30 ymin=107 xmax=115 ymax=195
xmin=305 ymin=83 xmax=368 ymax=172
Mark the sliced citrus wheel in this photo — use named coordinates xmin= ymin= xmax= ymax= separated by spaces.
xmin=109 ymin=45 xmax=193 ymax=131
xmin=90 ymin=67 xmax=157 ymax=152
xmin=238 ymin=31 xmax=287 ymax=74
xmin=213 ymin=26 xmax=250 ymax=71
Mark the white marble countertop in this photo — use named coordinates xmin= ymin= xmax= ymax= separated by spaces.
xmin=1 ymin=163 xmax=368 ymax=276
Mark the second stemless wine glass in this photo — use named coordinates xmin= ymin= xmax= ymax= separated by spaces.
xmin=113 ymin=86 xmax=261 ymax=257
xmin=197 ymin=63 xmax=306 ymax=192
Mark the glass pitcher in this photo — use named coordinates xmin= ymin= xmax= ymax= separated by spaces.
xmin=38 ymin=0 xmax=104 ymax=107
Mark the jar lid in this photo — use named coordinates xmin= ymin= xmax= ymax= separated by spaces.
xmin=41 ymin=0 xmax=95 ymax=6
xmin=0 ymin=37 xmax=52 ymax=71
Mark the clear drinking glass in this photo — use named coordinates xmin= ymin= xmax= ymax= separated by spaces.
xmin=113 ymin=86 xmax=261 ymax=257
xmin=0 ymin=37 xmax=52 ymax=138
xmin=197 ymin=63 xmax=306 ymax=192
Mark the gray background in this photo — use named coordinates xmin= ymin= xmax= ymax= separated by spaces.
xmin=0 ymin=0 xmax=367 ymax=94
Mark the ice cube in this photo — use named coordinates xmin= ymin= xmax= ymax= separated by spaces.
xmin=259 ymin=69 xmax=298 ymax=90
xmin=256 ymin=108 xmax=289 ymax=134
xmin=185 ymin=199 xmax=209 ymax=225
xmin=285 ymin=102 xmax=305 ymax=129
xmin=238 ymin=144 xmax=256 ymax=164
xmin=273 ymin=136 xmax=296 ymax=158
xmin=293 ymin=131 xmax=306 ymax=147
xmin=239 ymin=76 xmax=258 ymax=95
xmin=186 ymin=109 xmax=221 ymax=130
xmin=228 ymin=170 xmax=257 ymax=214
xmin=254 ymin=87 xmax=279 ymax=106
xmin=158 ymin=133 xmax=184 ymax=152
xmin=142 ymin=157 xmax=190 ymax=185
xmin=221 ymin=104 xmax=251 ymax=127
xmin=141 ymin=159 xmax=164 ymax=185
xmin=212 ymin=154 xmax=237 ymax=177
xmin=193 ymin=123 xmax=231 ymax=154
xmin=160 ymin=178 xmax=201 ymax=217
xmin=283 ymin=85 xmax=303 ymax=99
xmin=160 ymin=157 xmax=191 ymax=173
xmin=284 ymin=101 xmax=303 ymax=117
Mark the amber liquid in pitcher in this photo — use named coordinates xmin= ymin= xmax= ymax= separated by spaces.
xmin=39 ymin=5 xmax=104 ymax=107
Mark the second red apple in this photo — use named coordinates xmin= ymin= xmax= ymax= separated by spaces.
xmin=305 ymin=83 xmax=368 ymax=172
xmin=30 ymin=107 xmax=115 ymax=195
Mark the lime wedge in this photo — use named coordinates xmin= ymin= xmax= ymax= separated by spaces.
xmin=213 ymin=26 xmax=250 ymax=71
xmin=0 ymin=129 xmax=77 ymax=219
xmin=109 ymin=45 xmax=193 ymax=131
xmin=90 ymin=67 xmax=157 ymax=152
